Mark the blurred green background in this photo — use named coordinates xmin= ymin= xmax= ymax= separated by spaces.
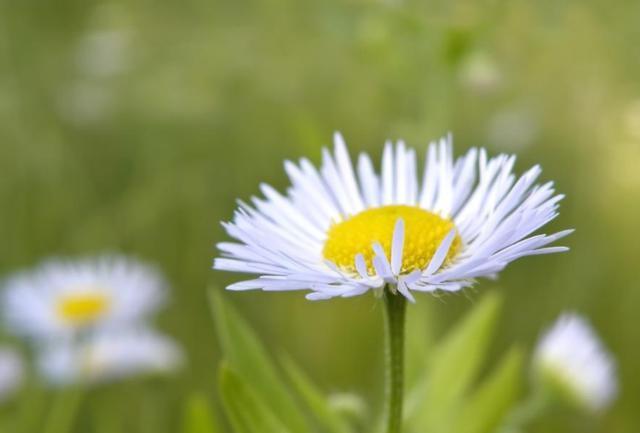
xmin=1 ymin=0 xmax=639 ymax=431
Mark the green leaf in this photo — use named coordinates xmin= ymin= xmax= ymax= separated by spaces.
xmin=182 ymin=392 xmax=222 ymax=433
xmin=219 ymin=363 xmax=293 ymax=433
xmin=453 ymin=347 xmax=524 ymax=433
xmin=405 ymin=292 xmax=502 ymax=431
xmin=209 ymin=289 xmax=310 ymax=433
xmin=280 ymin=354 xmax=352 ymax=433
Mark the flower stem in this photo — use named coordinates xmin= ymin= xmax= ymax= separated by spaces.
xmin=384 ymin=290 xmax=407 ymax=433
xmin=499 ymin=387 xmax=550 ymax=433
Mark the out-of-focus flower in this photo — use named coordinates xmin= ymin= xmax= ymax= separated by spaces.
xmin=0 ymin=348 xmax=23 ymax=401
xmin=57 ymin=3 xmax=133 ymax=127
xmin=214 ymin=133 xmax=570 ymax=301
xmin=57 ymin=81 xmax=115 ymax=126
xmin=533 ymin=313 xmax=617 ymax=412
xmin=488 ymin=109 xmax=539 ymax=151
xmin=459 ymin=51 xmax=503 ymax=95
xmin=2 ymin=256 xmax=166 ymax=341
xmin=328 ymin=392 xmax=368 ymax=424
xmin=75 ymin=30 xmax=131 ymax=79
xmin=38 ymin=328 xmax=182 ymax=385
xmin=622 ymin=99 xmax=640 ymax=140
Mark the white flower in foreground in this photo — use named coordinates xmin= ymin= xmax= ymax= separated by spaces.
xmin=2 ymin=256 xmax=166 ymax=340
xmin=0 ymin=348 xmax=23 ymax=401
xmin=533 ymin=313 xmax=617 ymax=412
xmin=38 ymin=328 xmax=182 ymax=385
xmin=214 ymin=133 xmax=571 ymax=301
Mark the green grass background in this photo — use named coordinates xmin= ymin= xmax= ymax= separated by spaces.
xmin=1 ymin=0 xmax=639 ymax=431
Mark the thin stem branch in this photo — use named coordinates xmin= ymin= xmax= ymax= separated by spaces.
xmin=499 ymin=387 xmax=550 ymax=433
xmin=384 ymin=290 xmax=407 ymax=433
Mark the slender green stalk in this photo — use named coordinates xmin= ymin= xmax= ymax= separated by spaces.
xmin=384 ymin=290 xmax=407 ymax=433
xmin=499 ymin=387 xmax=549 ymax=433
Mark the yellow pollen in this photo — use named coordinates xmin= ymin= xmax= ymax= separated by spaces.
xmin=323 ymin=205 xmax=461 ymax=274
xmin=56 ymin=292 xmax=110 ymax=325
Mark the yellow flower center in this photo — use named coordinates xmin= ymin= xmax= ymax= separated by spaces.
xmin=57 ymin=292 xmax=110 ymax=326
xmin=323 ymin=205 xmax=461 ymax=274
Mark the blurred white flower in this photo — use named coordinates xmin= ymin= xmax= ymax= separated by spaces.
xmin=38 ymin=328 xmax=182 ymax=385
xmin=459 ymin=51 xmax=503 ymax=95
xmin=533 ymin=313 xmax=617 ymax=412
xmin=328 ymin=392 xmax=368 ymax=423
xmin=75 ymin=30 xmax=131 ymax=79
xmin=0 ymin=348 xmax=23 ymax=401
xmin=58 ymin=7 xmax=133 ymax=127
xmin=488 ymin=109 xmax=538 ymax=151
xmin=215 ymin=133 xmax=570 ymax=301
xmin=623 ymin=99 xmax=640 ymax=140
xmin=2 ymin=256 xmax=166 ymax=341
xmin=57 ymin=81 xmax=114 ymax=126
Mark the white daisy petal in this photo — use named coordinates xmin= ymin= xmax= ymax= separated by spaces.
xmin=524 ymin=246 xmax=570 ymax=255
xmin=339 ymin=285 xmax=371 ymax=298
xmin=390 ymin=219 xmax=405 ymax=275
xmin=382 ymin=141 xmax=394 ymax=205
xmin=355 ymin=254 xmax=370 ymax=279
xmin=298 ymin=158 xmax=342 ymax=220
xmin=433 ymin=134 xmax=455 ymax=215
xmin=306 ymin=292 xmax=334 ymax=301
xmin=402 ymin=270 xmax=423 ymax=286
xmin=423 ymin=229 xmax=457 ymax=276
xmin=357 ymin=153 xmax=381 ymax=207
xmin=451 ymin=148 xmax=478 ymax=215
xmin=419 ymin=142 xmax=439 ymax=210
xmin=372 ymin=255 xmax=394 ymax=284
xmin=322 ymin=148 xmax=357 ymax=216
xmin=395 ymin=141 xmax=408 ymax=204
xmin=405 ymin=148 xmax=418 ymax=205
xmin=397 ymin=280 xmax=416 ymax=303
xmin=333 ymin=132 xmax=365 ymax=213
xmin=284 ymin=160 xmax=335 ymax=225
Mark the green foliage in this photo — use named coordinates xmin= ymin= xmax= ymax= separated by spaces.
xmin=211 ymin=291 xmax=355 ymax=433
xmin=452 ymin=347 xmax=524 ymax=433
xmin=280 ymin=355 xmax=353 ymax=433
xmin=209 ymin=289 xmax=311 ymax=433
xmin=219 ymin=363 xmax=293 ymax=433
xmin=213 ymin=290 xmax=528 ymax=433
xmin=181 ymin=393 xmax=222 ymax=433
xmin=211 ymin=289 xmax=372 ymax=433
xmin=405 ymin=292 xmax=504 ymax=432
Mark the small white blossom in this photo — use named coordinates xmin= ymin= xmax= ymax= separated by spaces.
xmin=2 ymin=255 xmax=166 ymax=340
xmin=534 ymin=313 xmax=617 ymax=412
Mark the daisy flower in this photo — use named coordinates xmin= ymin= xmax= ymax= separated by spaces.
xmin=0 ymin=348 xmax=23 ymax=401
xmin=2 ymin=255 xmax=166 ymax=340
xmin=37 ymin=327 xmax=182 ymax=385
xmin=214 ymin=133 xmax=571 ymax=301
xmin=533 ymin=313 xmax=617 ymax=412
